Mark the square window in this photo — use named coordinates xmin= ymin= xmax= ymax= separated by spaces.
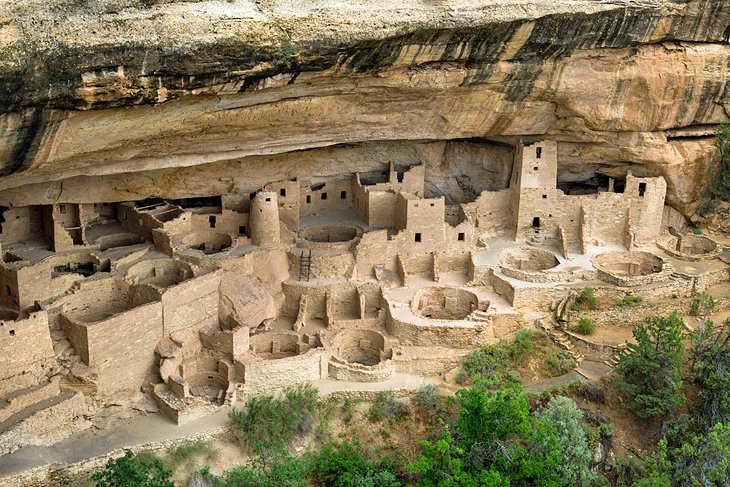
xmin=321 ymin=192 xmax=328 ymax=200
xmin=280 ymin=188 xmax=286 ymax=197
xmin=239 ymin=226 xmax=246 ymax=235
xmin=430 ymin=203 xmax=434 ymax=207
xmin=340 ymin=191 xmax=347 ymax=199
xmin=533 ymin=166 xmax=538 ymax=171
xmin=415 ymin=233 xmax=422 ymax=242
xmin=265 ymin=197 xmax=271 ymax=202
xmin=458 ymin=233 xmax=465 ymax=241
xmin=542 ymin=194 xmax=547 ymax=199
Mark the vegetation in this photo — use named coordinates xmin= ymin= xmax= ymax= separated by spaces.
xmin=509 ymin=328 xmax=535 ymax=359
xmin=228 ymin=383 xmax=318 ymax=452
xmin=273 ymin=44 xmax=299 ymax=71
xmin=613 ymin=313 xmax=685 ymax=419
xmin=690 ymin=291 xmax=715 ymax=317
xmin=91 ymin=450 xmax=174 ymax=487
xmin=615 ymin=295 xmax=643 ymax=306
xmin=367 ymin=391 xmax=410 ymax=423
xmin=711 ymin=122 xmax=730 ymax=199
xmin=571 ymin=316 xmax=597 ymax=335
xmin=575 ymin=287 xmax=599 ymax=309
xmin=544 ymin=348 xmax=576 ymax=377
xmin=411 ymin=385 xmax=445 ymax=423
xmin=307 ymin=440 xmax=402 ymax=487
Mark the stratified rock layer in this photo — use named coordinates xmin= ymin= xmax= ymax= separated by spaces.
xmin=1 ymin=0 xmax=729 ymax=216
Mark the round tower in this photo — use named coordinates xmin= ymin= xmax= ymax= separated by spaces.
xmin=250 ymin=192 xmax=281 ymax=248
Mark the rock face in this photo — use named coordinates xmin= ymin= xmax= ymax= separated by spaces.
xmin=0 ymin=0 xmax=729 ymax=216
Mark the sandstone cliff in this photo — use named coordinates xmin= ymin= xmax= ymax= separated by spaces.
xmin=0 ymin=0 xmax=729 ymax=217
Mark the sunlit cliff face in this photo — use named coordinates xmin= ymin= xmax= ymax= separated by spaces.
xmin=0 ymin=0 xmax=728 ymax=218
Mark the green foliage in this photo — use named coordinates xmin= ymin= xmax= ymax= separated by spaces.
xmin=410 ymin=381 xmax=597 ymax=486
xmin=273 ymin=44 xmax=298 ymax=71
xmin=228 ymin=383 xmax=318 ymax=452
xmin=576 ymin=287 xmax=599 ymax=309
xmin=691 ymin=318 xmax=730 ymax=428
xmin=510 ymin=328 xmax=534 ymax=359
xmin=367 ymin=391 xmax=410 ymax=422
xmin=690 ymin=291 xmax=716 ymax=317
xmin=544 ymin=348 xmax=576 ymax=377
xmin=456 ymin=342 xmax=516 ymax=385
xmin=341 ymin=397 xmax=359 ymax=425
xmin=307 ymin=441 xmax=402 ymax=487
xmin=571 ymin=316 xmax=597 ymax=335
xmin=616 ymin=295 xmax=643 ymax=306
xmin=91 ymin=450 xmax=174 ymax=487
xmin=411 ymin=385 xmax=444 ymax=422
xmin=692 ymin=226 xmax=703 ymax=235
xmin=221 ymin=448 xmax=307 ymax=487
xmin=614 ymin=313 xmax=686 ymax=419
xmin=537 ymin=396 xmax=598 ymax=486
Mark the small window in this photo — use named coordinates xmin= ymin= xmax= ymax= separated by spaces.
xmin=542 ymin=194 xmax=547 ymax=199
xmin=321 ymin=192 xmax=328 ymax=200
xmin=430 ymin=203 xmax=435 ymax=207
xmin=414 ymin=204 xmax=419 ymax=208
xmin=209 ymin=216 xmax=216 ymax=228
xmin=250 ymin=192 xmax=257 ymax=199
xmin=536 ymin=147 xmax=542 ymax=159
xmin=415 ymin=233 xmax=422 ymax=242
xmin=239 ymin=226 xmax=246 ymax=235
xmin=306 ymin=195 xmax=311 ymax=204
xmin=638 ymin=182 xmax=646 ymax=197
xmin=59 ymin=204 xmax=66 ymax=214
xmin=533 ymin=166 xmax=538 ymax=171
xmin=549 ymin=214 xmax=552 ymax=217
xmin=457 ymin=233 xmax=465 ymax=241
xmin=9 ymin=330 xmax=14 ymax=337
xmin=340 ymin=191 xmax=347 ymax=199
xmin=265 ymin=197 xmax=271 ymax=202
xmin=280 ymin=188 xmax=286 ymax=197
xmin=532 ymin=217 xmax=540 ymax=228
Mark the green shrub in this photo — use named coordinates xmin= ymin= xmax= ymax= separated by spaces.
xmin=576 ymin=287 xmax=599 ymax=309
xmin=509 ymin=328 xmax=534 ymax=359
xmin=693 ymin=227 xmax=703 ymax=235
xmin=341 ymin=397 xmax=358 ymax=425
xmin=460 ymin=342 xmax=509 ymax=378
xmin=367 ymin=391 xmax=409 ymax=423
xmin=616 ymin=295 xmax=643 ymax=306
xmin=229 ymin=383 xmax=318 ymax=452
xmin=544 ymin=349 xmax=576 ymax=377
xmin=307 ymin=441 xmax=402 ymax=487
xmin=690 ymin=291 xmax=715 ymax=317
xmin=571 ymin=316 xmax=597 ymax=335
xmin=222 ymin=448 xmax=306 ymax=487
xmin=411 ymin=385 xmax=442 ymax=421
xmin=165 ymin=439 xmax=219 ymax=471
xmin=91 ymin=450 xmax=174 ymax=487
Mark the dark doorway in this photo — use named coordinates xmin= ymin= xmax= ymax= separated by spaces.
xmin=532 ymin=217 xmax=541 ymax=228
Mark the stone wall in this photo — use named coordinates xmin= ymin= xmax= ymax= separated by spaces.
xmin=0 ymin=311 xmax=54 ymax=382
xmin=236 ymin=349 xmax=329 ymax=395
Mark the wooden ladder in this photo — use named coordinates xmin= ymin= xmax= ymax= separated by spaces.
xmin=299 ymin=249 xmax=312 ymax=281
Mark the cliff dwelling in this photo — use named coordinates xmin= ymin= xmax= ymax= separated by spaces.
xmin=0 ymin=0 xmax=729 ymax=484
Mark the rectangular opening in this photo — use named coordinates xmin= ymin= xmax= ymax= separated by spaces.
xmin=536 ymin=147 xmax=542 ymax=159
xmin=430 ymin=203 xmax=435 ymax=207
xmin=532 ymin=217 xmax=540 ymax=228
xmin=59 ymin=204 xmax=66 ymax=214
xmin=209 ymin=216 xmax=216 ymax=228
xmin=638 ymin=182 xmax=646 ymax=197
xmin=9 ymin=330 xmax=14 ymax=336
xmin=533 ymin=166 xmax=539 ymax=171
xmin=239 ymin=225 xmax=246 ymax=235
xmin=340 ymin=191 xmax=347 ymax=199
xmin=457 ymin=232 xmax=465 ymax=241
xmin=306 ymin=195 xmax=311 ymax=204
xmin=265 ymin=197 xmax=271 ymax=202
xmin=542 ymin=194 xmax=547 ymax=199
xmin=280 ymin=188 xmax=286 ymax=197
xmin=321 ymin=192 xmax=328 ymax=200
xmin=415 ymin=232 xmax=422 ymax=242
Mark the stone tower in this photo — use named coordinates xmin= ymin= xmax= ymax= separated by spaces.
xmin=250 ymin=192 xmax=281 ymax=248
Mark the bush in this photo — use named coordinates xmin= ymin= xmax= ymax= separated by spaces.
xmin=411 ymin=385 xmax=442 ymax=422
xmin=571 ymin=316 xmax=597 ymax=335
xmin=307 ymin=441 xmax=402 ymax=487
xmin=367 ymin=391 xmax=409 ymax=422
xmin=341 ymin=397 xmax=358 ymax=425
xmin=229 ymin=383 xmax=318 ymax=452
xmin=222 ymin=448 xmax=306 ymax=487
xmin=509 ymin=328 xmax=534 ymax=359
xmin=165 ymin=439 xmax=219 ymax=471
xmin=460 ymin=342 xmax=509 ymax=378
xmin=576 ymin=287 xmax=599 ymax=308
xmin=91 ymin=450 xmax=174 ymax=487
xmin=616 ymin=295 xmax=643 ymax=306
xmin=690 ymin=291 xmax=715 ymax=317
xmin=544 ymin=349 xmax=576 ymax=377
xmin=693 ymin=227 xmax=703 ymax=235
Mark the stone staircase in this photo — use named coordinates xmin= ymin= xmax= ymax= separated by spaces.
xmin=469 ymin=310 xmax=490 ymax=322
xmin=537 ymin=320 xmax=584 ymax=365
xmin=604 ymin=344 xmax=632 ymax=368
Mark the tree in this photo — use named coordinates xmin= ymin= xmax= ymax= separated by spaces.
xmin=614 ymin=313 xmax=686 ymax=419
xmin=91 ymin=450 xmax=174 ymax=487
xmin=714 ymin=123 xmax=730 ymax=198
xmin=537 ymin=396 xmax=598 ymax=486
xmin=691 ymin=318 xmax=730 ymax=428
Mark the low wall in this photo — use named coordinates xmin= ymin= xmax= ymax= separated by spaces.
xmin=328 ymin=357 xmax=395 ymax=382
xmin=236 ymin=348 xmax=329 ymax=395
xmin=386 ymin=307 xmax=493 ymax=348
